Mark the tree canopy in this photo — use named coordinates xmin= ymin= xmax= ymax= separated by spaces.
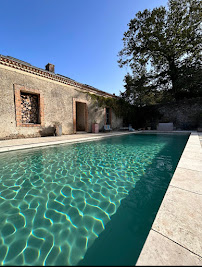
xmin=118 ymin=0 xmax=202 ymax=105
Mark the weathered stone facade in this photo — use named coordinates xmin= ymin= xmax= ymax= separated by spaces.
xmin=0 ymin=55 xmax=123 ymax=139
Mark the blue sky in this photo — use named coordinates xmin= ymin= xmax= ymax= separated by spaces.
xmin=1 ymin=0 xmax=168 ymax=96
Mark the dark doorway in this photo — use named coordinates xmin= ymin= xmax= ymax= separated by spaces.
xmin=76 ymin=102 xmax=86 ymax=131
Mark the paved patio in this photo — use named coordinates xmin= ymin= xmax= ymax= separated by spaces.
xmin=0 ymin=131 xmax=201 ymax=265
xmin=0 ymin=131 xmax=132 ymax=153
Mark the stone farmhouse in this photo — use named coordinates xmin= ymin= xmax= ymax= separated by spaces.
xmin=0 ymin=55 xmax=123 ymax=139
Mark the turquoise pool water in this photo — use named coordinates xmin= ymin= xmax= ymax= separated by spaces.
xmin=0 ymin=133 xmax=189 ymax=266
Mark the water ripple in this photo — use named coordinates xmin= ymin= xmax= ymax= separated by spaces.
xmin=0 ymin=135 xmax=165 ymax=265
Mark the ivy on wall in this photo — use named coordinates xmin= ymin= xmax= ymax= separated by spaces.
xmin=87 ymin=93 xmax=124 ymax=118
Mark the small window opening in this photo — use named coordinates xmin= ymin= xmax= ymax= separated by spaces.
xmin=20 ymin=92 xmax=40 ymax=124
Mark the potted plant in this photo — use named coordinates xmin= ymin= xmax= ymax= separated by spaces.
xmin=92 ymin=120 xmax=99 ymax=133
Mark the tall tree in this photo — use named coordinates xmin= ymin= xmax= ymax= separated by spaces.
xmin=118 ymin=0 xmax=202 ymax=102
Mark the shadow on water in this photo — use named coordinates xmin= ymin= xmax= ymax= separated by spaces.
xmin=78 ymin=134 xmax=189 ymax=266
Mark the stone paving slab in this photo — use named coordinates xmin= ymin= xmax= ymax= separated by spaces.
xmin=152 ymin=186 xmax=202 ymax=256
xmin=183 ymin=145 xmax=202 ymax=153
xmin=170 ymin=167 xmax=202 ymax=194
xmin=180 ymin=151 xmax=202 ymax=160
xmin=0 ymin=132 xmax=118 ymax=147
xmin=178 ymin=157 xmax=202 ymax=172
xmin=136 ymin=132 xmax=202 ymax=266
xmin=0 ymin=132 xmax=133 ymax=153
xmin=136 ymin=230 xmax=202 ymax=266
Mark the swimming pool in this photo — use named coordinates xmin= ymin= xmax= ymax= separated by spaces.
xmin=0 ymin=133 xmax=189 ymax=266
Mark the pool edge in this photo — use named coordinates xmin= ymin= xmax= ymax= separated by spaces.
xmin=0 ymin=130 xmax=192 ymax=153
xmin=136 ymin=131 xmax=202 ymax=266
xmin=0 ymin=132 xmax=137 ymax=153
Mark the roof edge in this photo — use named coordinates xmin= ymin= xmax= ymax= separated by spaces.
xmin=0 ymin=54 xmax=118 ymax=98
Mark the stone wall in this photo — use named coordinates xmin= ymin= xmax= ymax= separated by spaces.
xmin=157 ymin=98 xmax=202 ymax=130
xmin=0 ymin=65 xmax=123 ymax=139
xmin=139 ymin=97 xmax=202 ymax=130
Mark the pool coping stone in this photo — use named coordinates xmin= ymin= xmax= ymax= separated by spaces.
xmin=0 ymin=130 xmax=191 ymax=153
xmin=136 ymin=131 xmax=202 ymax=266
xmin=0 ymin=132 xmax=136 ymax=153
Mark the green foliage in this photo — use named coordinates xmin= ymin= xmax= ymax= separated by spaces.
xmin=118 ymin=0 xmax=202 ymax=102
xmin=121 ymin=73 xmax=173 ymax=107
xmin=87 ymin=93 xmax=129 ymax=118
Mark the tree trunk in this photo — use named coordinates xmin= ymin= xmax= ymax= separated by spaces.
xmin=168 ymin=58 xmax=178 ymax=100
